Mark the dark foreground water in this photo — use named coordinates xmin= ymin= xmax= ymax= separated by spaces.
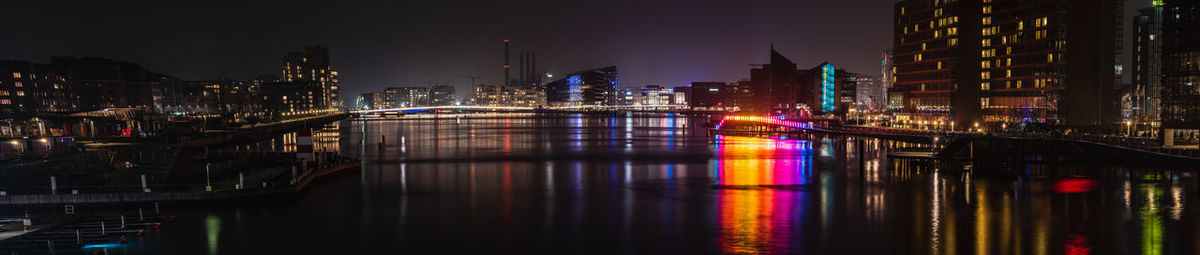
xmin=81 ymin=114 xmax=1200 ymax=254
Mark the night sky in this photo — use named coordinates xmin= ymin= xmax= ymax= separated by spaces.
xmin=2 ymin=0 xmax=1150 ymax=100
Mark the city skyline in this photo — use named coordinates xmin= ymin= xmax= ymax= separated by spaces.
xmin=0 ymin=0 xmax=1155 ymax=100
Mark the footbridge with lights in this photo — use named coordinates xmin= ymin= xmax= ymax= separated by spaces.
xmin=712 ymin=115 xmax=1200 ymax=167
xmin=352 ymin=104 xmax=710 ymax=115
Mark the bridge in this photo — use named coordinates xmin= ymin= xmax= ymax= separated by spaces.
xmin=714 ymin=115 xmax=1200 ymax=168
xmin=352 ymin=104 xmax=698 ymax=114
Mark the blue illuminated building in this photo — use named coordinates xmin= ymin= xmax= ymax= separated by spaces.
xmin=820 ymin=63 xmax=836 ymax=112
xmin=545 ymin=66 xmax=617 ymax=107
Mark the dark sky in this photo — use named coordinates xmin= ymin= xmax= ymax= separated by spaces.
xmin=2 ymin=0 xmax=1150 ymax=101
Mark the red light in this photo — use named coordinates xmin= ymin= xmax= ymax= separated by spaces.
xmin=1054 ymin=178 xmax=1097 ymax=193
xmin=503 ymin=39 xmax=509 ymax=43
xmin=504 ymin=65 xmax=510 ymax=68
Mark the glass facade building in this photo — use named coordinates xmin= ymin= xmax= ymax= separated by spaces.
xmin=1161 ymin=0 xmax=1200 ymax=146
xmin=545 ymin=66 xmax=617 ymax=107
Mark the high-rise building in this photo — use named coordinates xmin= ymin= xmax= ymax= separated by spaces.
xmin=882 ymin=50 xmax=902 ymax=112
xmin=836 ymin=69 xmax=859 ymax=115
xmin=545 ymin=66 xmax=617 ymax=107
xmin=430 ymin=85 xmax=456 ymax=106
xmin=893 ymin=0 xmax=1122 ymax=128
xmin=283 ymin=46 xmax=340 ymax=109
xmin=1161 ymin=0 xmax=1200 ymax=146
xmin=1131 ymin=5 xmax=1164 ymax=132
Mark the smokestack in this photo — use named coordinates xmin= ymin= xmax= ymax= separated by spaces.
xmin=504 ymin=39 xmax=510 ymax=86
xmin=519 ymin=52 xmax=525 ymax=84
xmin=531 ymin=53 xmax=537 ymax=84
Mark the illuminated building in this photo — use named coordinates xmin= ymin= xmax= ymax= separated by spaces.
xmin=893 ymin=0 xmax=1122 ymax=128
xmin=544 ymin=66 xmax=617 ymax=107
xmin=384 ymin=87 xmax=431 ymax=107
xmin=749 ymin=48 xmax=845 ymax=115
xmin=855 ymin=75 xmax=882 ymax=112
xmin=1130 ymin=5 xmax=1164 ymax=132
xmin=473 ymin=84 xmax=543 ymax=107
xmin=261 ymin=81 xmax=324 ymax=115
xmin=1161 ymin=0 xmax=1200 ymax=146
xmin=795 ymin=62 xmax=841 ymax=114
xmin=430 ymin=85 xmax=456 ymax=106
xmin=0 ymin=61 xmax=77 ymax=116
xmin=282 ymin=45 xmax=340 ymax=109
xmin=359 ymin=92 xmax=387 ymax=110
xmin=882 ymin=49 xmax=902 ymax=111
xmin=836 ymin=69 xmax=859 ymax=114
xmin=639 ymin=85 xmax=673 ymax=105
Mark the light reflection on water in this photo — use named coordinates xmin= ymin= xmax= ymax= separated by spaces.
xmin=111 ymin=114 xmax=1199 ymax=254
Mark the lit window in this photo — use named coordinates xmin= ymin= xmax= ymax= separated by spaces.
xmin=1006 ymin=70 xmax=1012 ymax=78
xmin=11 ymin=72 xmax=19 ymax=79
xmin=981 ymin=82 xmax=991 ymax=90
xmin=14 ymin=82 xmax=21 ymax=88
xmin=15 ymin=91 xmax=23 ymax=96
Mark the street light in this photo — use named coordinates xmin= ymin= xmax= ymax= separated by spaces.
xmin=1125 ymin=120 xmax=1132 ymax=137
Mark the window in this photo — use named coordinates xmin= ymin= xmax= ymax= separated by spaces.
xmin=938 ymin=62 xmax=943 ymax=69
xmin=14 ymin=82 xmax=21 ymax=88
xmin=11 ymin=72 xmax=19 ymax=79
xmin=1006 ymin=70 xmax=1012 ymax=78
xmin=0 ymin=99 xmax=9 ymax=105
xmin=0 ymin=90 xmax=7 ymax=96
xmin=1047 ymin=54 xmax=1054 ymax=63
xmin=15 ymin=91 xmax=23 ymax=96
xmin=981 ymin=71 xmax=991 ymax=79
xmin=982 ymin=60 xmax=991 ymax=69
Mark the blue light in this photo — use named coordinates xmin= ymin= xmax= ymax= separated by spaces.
xmin=821 ymin=63 xmax=836 ymax=112
xmin=567 ymin=74 xmax=583 ymax=85
xmin=82 ymin=243 xmax=123 ymax=249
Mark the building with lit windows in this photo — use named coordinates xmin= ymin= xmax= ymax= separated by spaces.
xmin=360 ymin=92 xmax=387 ymax=110
xmin=544 ymin=66 xmax=617 ymax=107
xmin=639 ymin=85 xmax=673 ymax=105
xmin=430 ymin=85 xmax=456 ymax=106
xmin=1161 ymin=0 xmax=1200 ymax=146
xmin=473 ymin=84 xmax=543 ymax=107
xmin=384 ymin=87 xmax=430 ymax=108
xmin=894 ymin=0 xmax=1122 ymax=129
xmin=796 ymin=63 xmax=841 ymax=115
xmin=282 ymin=46 xmax=341 ymax=109
xmin=261 ymin=81 xmax=324 ymax=115
xmin=0 ymin=61 xmax=77 ymax=116
xmin=1131 ymin=4 xmax=1165 ymax=134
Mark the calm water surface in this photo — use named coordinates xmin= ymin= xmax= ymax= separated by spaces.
xmin=92 ymin=114 xmax=1200 ymax=254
